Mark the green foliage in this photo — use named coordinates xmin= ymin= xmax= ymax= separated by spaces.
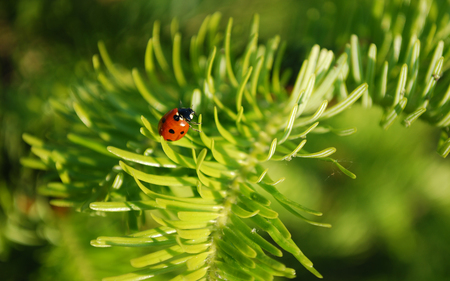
xmin=16 ymin=0 xmax=450 ymax=280
xmin=344 ymin=0 xmax=450 ymax=156
xmin=25 ymin=13 xmax=348 ymax=279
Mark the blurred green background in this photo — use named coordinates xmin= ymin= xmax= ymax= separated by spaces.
xmin=1 ymin=0 xmax=449 ymax=280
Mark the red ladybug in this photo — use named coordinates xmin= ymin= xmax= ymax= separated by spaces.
xmin=158 ymin=107 xmax=200 ymax=141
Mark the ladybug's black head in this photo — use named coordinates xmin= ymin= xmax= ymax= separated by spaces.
xmin=178 ymin=108 xmax=195 ymax=122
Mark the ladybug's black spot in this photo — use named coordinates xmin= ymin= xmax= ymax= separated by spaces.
xmin=180 ymin=131 xmax=185 ymax=134
xmin=173 ymin=115 xmax=180 ymax=121
xmin=162 ymin=117 xmax=166 ymax=123
xmin=167 ymin=139 xmax=172 ymax=141
xmin=169 ymin=129 xmax=175 ymax=134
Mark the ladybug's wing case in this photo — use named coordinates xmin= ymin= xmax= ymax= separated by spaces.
xmin=158 ymin=108 xmax=190 ymax=141
xmin=172 ymin=121 xmax=189 ymax=141
xmin=158 ymin=109 xmax=176 ymax=135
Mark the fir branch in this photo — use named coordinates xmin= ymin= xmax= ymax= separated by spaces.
xmin=21 ymin=1 xmax=450 ymax=280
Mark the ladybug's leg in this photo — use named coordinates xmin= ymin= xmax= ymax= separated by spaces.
xmin=189 ymin=121 xmax=201 ymax=125
xmin=189 ymin=125 xmax=202 ymax=132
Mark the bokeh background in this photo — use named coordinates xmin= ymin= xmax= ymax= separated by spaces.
xmin=1 ymin=0 xmax=450 ymax=280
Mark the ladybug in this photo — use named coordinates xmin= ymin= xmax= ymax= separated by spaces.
xmin=158 ymin=107 xmax=200 ymax=141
